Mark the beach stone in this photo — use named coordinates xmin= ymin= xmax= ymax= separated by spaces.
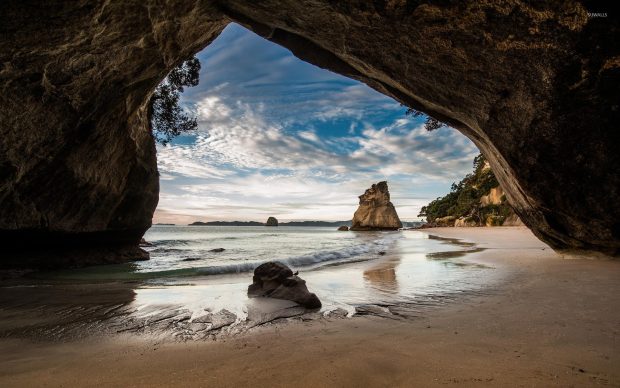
xmin=209 ymin=310 xmax=237 ymax=330
xmin=248 ymin=262 xmax=321 ymax=309
xmin=337 ymin=226 xmax=349 ymax=231
xmin=325 ymin=308 xmax=349 ymax=319
xmin=209 ymin=248 xmax=225 ymax=253
xmin=192 ymin=313 xmax=213 ymax=324
xmin=350 ymin=182 xmax=402 ymax=231
xmin=139 ymin=238 xmax=153 ymax=247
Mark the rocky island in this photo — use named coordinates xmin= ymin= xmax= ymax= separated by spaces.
xmin=265 ymin=217 xmax=278 ymax=227
xmin=351 ymin=181 xmax=402 ymax=231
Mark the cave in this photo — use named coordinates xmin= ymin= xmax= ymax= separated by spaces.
xmin=0 ymin=0 xmax=618 ymax=267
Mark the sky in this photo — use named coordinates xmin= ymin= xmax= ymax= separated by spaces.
xmin=153 ymin=23 xmax=479 ymax=224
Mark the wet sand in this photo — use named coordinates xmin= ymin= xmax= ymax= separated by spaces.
xmin=1 ymin=227 xmax=619 ymax=387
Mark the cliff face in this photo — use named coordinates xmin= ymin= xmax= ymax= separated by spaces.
xmin=351 ymin=182 xmax=402 ymax=231
xmin=420 ymin=154 xmax=518 ymax=228
xmin=480 ymin=187 xmax=505 ymax=207
xmin=0 ymin=1 xmax=227 ymax=266
xmin=0 ymin=0 xmax=618 ymax=265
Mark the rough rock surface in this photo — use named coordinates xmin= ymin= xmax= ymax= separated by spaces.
xmin=0 ymin=0 xmax=227 ymax=265
xmin=455 ymin=217 xmax=477 ymax=227
xmin=0 ymin=0 xmax=618 ymax=264
xmin=480 ymin=187 xmax=505 ymax=207
xmin=248 ymin=262 xmax=321 ymax=309
xmin=503 ymin=214 xmax=525 ymax=227
xmin=265 ymin=217 xmax=278 ymax=227
xmin=351 ymin=182 xmax=402 ymax=231
xmin=337 ymin=225 xmax=349 ymax=231
xmin=435 ymin=216 xmax=457 ymax=227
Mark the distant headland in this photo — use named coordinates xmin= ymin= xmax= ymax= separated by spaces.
xmin=188 ymin=220 xmax=352 ymax=227
xmin=187 ymin=220 xmax=423 ymax=227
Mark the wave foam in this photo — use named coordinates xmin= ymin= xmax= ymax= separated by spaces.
xmin=192 ymin=234 xmax=402 ymax=276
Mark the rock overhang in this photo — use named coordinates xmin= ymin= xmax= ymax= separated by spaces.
xmin=0 ymin=0 xmax=618 ymax=266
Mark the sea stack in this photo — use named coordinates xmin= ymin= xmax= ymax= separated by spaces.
xmin=350 ymin=181 xmax=402 ymax=231
xmin=265 ymin=217 xmax=278 ymax=227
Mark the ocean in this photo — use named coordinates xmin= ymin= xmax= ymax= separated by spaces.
xmin=0 ymin=225 xmax=503 ymax=340
xmin=140 ymin=225 xmax=405 ymax=275
xmin=39 ymin=226 xmax=498 ymax=316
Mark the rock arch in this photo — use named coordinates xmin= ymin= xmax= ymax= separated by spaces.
xmin=0 ymin=0 xmax=618 ymax=265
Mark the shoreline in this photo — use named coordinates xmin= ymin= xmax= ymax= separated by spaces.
xmin=0 ymin=228 xmax=498 ymax=342
xmin=1 ymin=227 xmax=619 ymax=386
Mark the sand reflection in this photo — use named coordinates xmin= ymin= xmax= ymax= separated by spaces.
xmin=363 ymin=256 xmax=400 ymax=294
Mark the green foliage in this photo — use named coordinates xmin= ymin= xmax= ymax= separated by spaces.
xmin=418 ymin=153 xmax=511 ymax=225
xmin=150 ymin=56 xmax=201 ymax=145
xmin=405 ymin=107 xmax=445 ymax=131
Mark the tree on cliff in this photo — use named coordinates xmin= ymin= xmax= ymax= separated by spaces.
xmin=418 ymin=153 xmax=512 ymax=224
xmin=149 ymin=56 xmax=201 ymax=145
xmin=405 ymin=108 xmax=445 ymax=131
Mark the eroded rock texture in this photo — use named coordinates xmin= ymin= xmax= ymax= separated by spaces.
xmin=248 ymin=262 xmax=321 ymax=309
xmin=0 ymin=1 xmax=227 ymax=266
xmin=1 ymin=0 xmax=618 ymax=264
xmin=351 ymin=181 xmax=403 ymax=230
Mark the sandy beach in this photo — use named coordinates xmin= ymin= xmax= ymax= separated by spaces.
xmin=1 ymin=226 xmax=618 ymax=387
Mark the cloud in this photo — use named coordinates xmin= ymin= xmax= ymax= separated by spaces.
xmin=153 ymin=23 xmax=480 ymax=224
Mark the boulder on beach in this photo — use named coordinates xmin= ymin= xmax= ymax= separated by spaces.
xmin=337 ymin=225 xmax=349 ymax=231
xmin=265 ymin=217 xmax=278 ymax=227
xmin=209 ymin=248 xmax=225 ymax=253
xmin=139 ymin=237 xmax=153 ymax=247
xmin=350 ymin=181 xmax=402 ymax=231
xmin=248 ymin=262 xmax=321 ymax=309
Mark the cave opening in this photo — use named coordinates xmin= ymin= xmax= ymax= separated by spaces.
xmin=151 ymin=23 xmax=480 ymax=227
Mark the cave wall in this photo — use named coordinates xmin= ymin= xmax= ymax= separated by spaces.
xmin=0 ymin=0 xmax=227 ymax=265
xmin=221 ymin=0 xmax=619 ymax=255
xmin=0 ymin=0 xmax=618 ymax=264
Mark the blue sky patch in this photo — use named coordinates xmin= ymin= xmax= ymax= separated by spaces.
xmin=154 ymin=23 xmax=478 ymax=224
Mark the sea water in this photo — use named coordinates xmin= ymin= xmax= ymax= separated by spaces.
xmin=0 ymin=226 xmax=506 ymax=338
xmin=0 ymin=226 xmax=502 ymax=339
xmin=140 ymin=225 xmax=405 ymax=275
xmin=42 ymin=226 xmax=497 ymax=315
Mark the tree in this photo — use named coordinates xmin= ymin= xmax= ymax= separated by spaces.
xmin=418 ymin=153 xmax=510 ymax=224
xmin=405 ymin=107 xmax=445 ymax=131
xmin=149 ymin=56 xmax=201 ymax=145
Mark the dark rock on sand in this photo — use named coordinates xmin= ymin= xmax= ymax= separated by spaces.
xmin=248 ymin=262 xmax=321 ymax=309
xmin=209 ymin=248 xmax=225 ymax=253
xmin=265 ymin=217 xmax=278 ymax=227
xmin=139 ymin=238 xmax=153 ymax=247
xmin=337 ymin=226 xmax=349 ymax=231
xmin=351 ymin=182 xmax=402 ymax=231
